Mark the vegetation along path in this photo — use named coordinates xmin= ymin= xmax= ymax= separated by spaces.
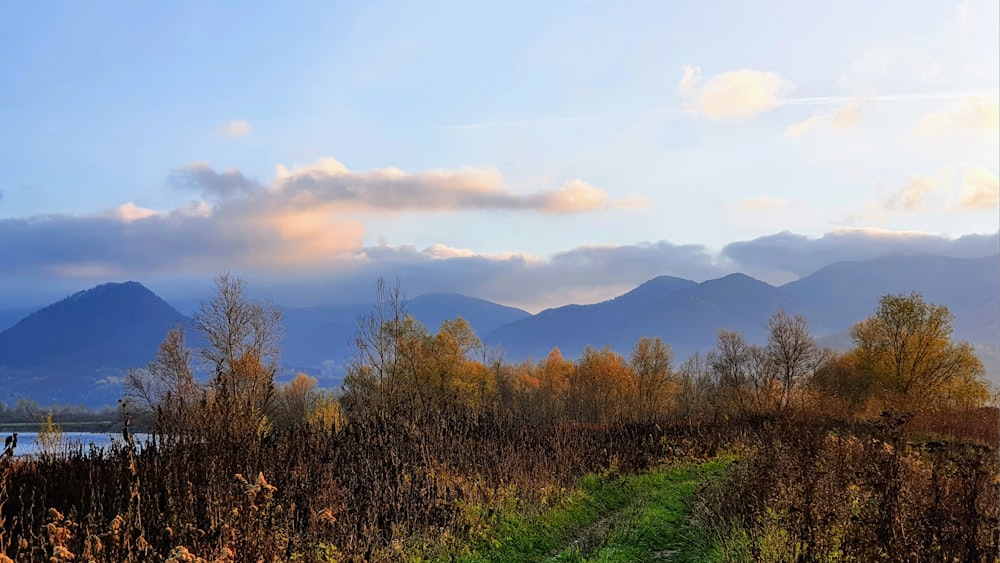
xmin=465 ymin=459 xmax=729 ymax=563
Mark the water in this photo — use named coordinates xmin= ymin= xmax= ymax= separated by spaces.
xmin=1 ymin=431 xmax=148 ymax=457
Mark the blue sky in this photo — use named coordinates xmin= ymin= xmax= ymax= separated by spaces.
xmin=1 ymin=1 xmax=998 ymax=310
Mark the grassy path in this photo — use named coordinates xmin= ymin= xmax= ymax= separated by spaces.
xmin=463 ymin=459 xmax=729 ymax=563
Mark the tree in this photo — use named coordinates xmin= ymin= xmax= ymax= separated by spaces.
xmin=675 ymin=352 xmax=716 ymax=419
xmin=569 ymin=346 xmax=634 ymax=423
xmin=709 ymin=330 xmax=776 ymax=416
xmin=851 ymin=292 xmax=985 ymax=410
xmin=536 ymin=347 xmax=573 ymax=420
xmin=124 ymin=325 xmax=198 ymax=430
xmin=195 ymin=273 xmax=283 ymax=438
xmin=764 ymin=310 xmax=824 ymax=410
xmin=342 ymin=277 xmax=407 ymax=417
xmin=629 ymin=337 xmax=676 ymax=422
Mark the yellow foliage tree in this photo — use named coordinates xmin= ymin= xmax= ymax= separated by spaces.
xmin=851 ymin=292 xmax=986 ymax=412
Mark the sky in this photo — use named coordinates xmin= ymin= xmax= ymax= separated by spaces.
xmin=1 ymin=0 xmax=998 ymax=311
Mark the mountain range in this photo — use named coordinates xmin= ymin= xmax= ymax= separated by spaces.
xmin=1 ymin=253 xmax=997 ymax=407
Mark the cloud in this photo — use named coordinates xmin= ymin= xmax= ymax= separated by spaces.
xmin=913 ymin=97 xmax=1000 ymax=134
xmin=0 ymin=157 xmax=638 ymax=288
xmin=178 ymin=157 xmax=636 ymax=215
xmin=830 ymin=98 xmax=863 ymax=129
xmin=108 ymin=202 xmax=158 ymax=223
xmin=738 ymin=196 xmax=790 ymax=213
xmin=170 ymin=162 xmax=261 ymax=199
xmin=221 ymin=119 xmax=252 ymax=137
xmin=721 ymin=228 xmax=999 ymax=279
xmin=316 ymin=239 xmax=728 ymax=312
xmin=867 ymin=165 xmax=999 ymax=215
xmin=960 ymin=166 xmax=1000 ymax=210
xmin=2 ymin=217 xmax=997 ymax=313
xmin=783 ymin=98 xmax=864 ymax=138
xmin=887 ymin=175 xmax=937 ymax=211
xmin=783 ymin=115 xmax=825 ymax=138
xmin=678 ymin=66 xmax=793 ymax=120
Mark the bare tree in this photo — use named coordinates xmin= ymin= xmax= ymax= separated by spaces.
xmin=342 ymin=277 xmax=408 ymax=417
xmin=765 ymin=310 xmax=824 ymax=411
xmin=125 ymin=326 xmax=196 ymax=410
xmin=195 ymin=273 xmax=282 ymax=437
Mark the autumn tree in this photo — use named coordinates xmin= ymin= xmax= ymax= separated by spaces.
xmin=568 ymin=346 xmax=634 ymax=423
xmin=629 ymin=336 xmax=677 ymax=422
xmin=271 ymin=373 xmax=342 ymax=431
xmin=851 ymin=292 xmax=986 ymax=411
xmin=195 ymin=273 xmax=283 ymax=439
xmin=535 ymin=348 xmax=574 ymax=420
xmin=811 ymin=350 xmax=876 ymax=417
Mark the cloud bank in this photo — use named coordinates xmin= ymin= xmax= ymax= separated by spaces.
xmin=2 ymin=195 xmax=996 ymax=313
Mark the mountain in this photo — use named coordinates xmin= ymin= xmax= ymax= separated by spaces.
xmin=781 ymin=254 xmax=1000 ymax=343
xmin=487 ymin=276 xmax=698 ymax=360
xmin=621 ymin=273 xmax=799 ymax=355
xmin=409 ymin=293 xmax=530 ymax=336
xmin=0 ymin=306 xmax=39 ymax=332
xmin=280 ymin=294 xmax=530 ymax=377
xmin=487 ymin=274 xmax=796 ymax=360
xmin=485 ymin=254 xmax=999 ymax=367
xmin=0 ymin=282 xmax=191 ymax=405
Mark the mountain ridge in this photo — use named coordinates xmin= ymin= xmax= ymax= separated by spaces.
xmin=0 ymin=253 xmax=996 ymax=405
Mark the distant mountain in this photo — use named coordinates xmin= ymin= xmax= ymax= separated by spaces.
xmin=487 ymin=273 xmax=795 ymax=361
xmin=0 ymin=306 xmax=39 ymax=332
xmin=280 ymin=293 xmax=530 ymax=377
xmin=487 ymin=276 xmax=698 ymax=360
xmin=782 ymin=254 xmax=1000 ymax=343
xmin=621 ymin=273 xmax=799 ymax=355
xmin=0 ymin=282 xmax=191 ymax=405
xmin=409 ymin=293 xmax=530 ymax=336
xmin=485 ymin=255 xmax=999 ymax=367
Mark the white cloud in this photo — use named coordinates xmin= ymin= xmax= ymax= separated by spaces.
xmin=678 ymin=66 xmax=793 ymax=120
xmin=887 ymin=175 xmax=938 ymax=211
xmin=108 ymin=202 xmax=158 ymax=223
xmin=913 ymin=97 xmax=1000 ymax=134
xmin=221 ymin=119 xmax=252 ymax=137
xmin=960 ymin=166 xmax=1000 ymax=210
xmin=783 ymin=114 xmax=825 ymax=138
xmin=783 ymin=98 xmax=864 ymax=138
xmin=831 ymin=98 xmax=863 ymax=129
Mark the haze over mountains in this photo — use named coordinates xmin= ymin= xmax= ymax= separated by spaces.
xmin=1 ymin=253 xmax=997 ymax=407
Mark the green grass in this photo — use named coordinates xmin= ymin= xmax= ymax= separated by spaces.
xmin=461 ymin=459 xmax=730 ymax=563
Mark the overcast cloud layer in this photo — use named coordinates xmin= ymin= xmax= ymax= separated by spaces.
xmin=1 ymin=198 xmax=996 ymax=311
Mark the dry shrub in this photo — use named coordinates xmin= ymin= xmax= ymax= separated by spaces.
xmin=695 ymin=411 xmax=1000 ymax=561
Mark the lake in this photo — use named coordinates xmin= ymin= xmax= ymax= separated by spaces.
xmin=1 ymin=431 xmax=149 ymax=457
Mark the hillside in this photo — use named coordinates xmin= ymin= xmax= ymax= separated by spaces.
xmin=0 ymin=282 xmax=191 ymax=404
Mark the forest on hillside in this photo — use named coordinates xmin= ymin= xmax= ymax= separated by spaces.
xmin=1 ymin=275 xmax=996 ymax=561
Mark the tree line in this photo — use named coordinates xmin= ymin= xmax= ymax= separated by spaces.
xmin=123 ymin=274 xmax=991 ymax=437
